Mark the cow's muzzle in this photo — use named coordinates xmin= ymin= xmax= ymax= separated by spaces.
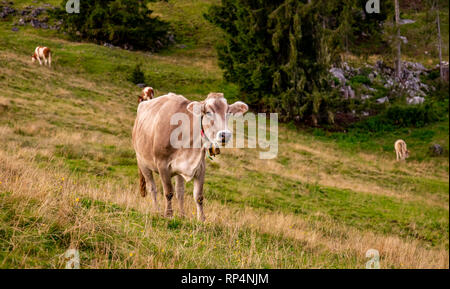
xmin=216 ymin=130 xmax=232 ymax=146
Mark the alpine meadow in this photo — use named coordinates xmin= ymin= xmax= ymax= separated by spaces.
xmin=0 ymin=0 xmax=448 ymax=269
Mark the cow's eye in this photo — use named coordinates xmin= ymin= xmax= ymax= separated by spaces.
xmin=205 ymin=111 xmax=213 ymax=117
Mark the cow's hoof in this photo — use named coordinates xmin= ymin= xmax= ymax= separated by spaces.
xmin=165 ymin=210 xmax=173 ymax=218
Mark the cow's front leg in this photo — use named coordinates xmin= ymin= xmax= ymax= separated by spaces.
xmin=193 ymin=171 xmax=205 ymax=222
xmin=175 ymin=175 xmax=185 ymax=217
xmin=159 ymin=167 xmax=174 ymax=217
xmin=38 ymin=57 xmax=43 ymax=66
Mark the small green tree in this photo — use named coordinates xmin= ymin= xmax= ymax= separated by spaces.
xmin=129 ymin=64 xmax=146 ymax=84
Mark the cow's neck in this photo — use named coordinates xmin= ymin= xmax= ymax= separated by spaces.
xmin=200 ymin=116 xmax=220 ymax=158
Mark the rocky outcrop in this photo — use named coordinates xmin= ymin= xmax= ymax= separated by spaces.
xmin=2 ymin=2 xmax=62 ymax=30
xmin=0 ymin=3 xmax=15 ymax=18
xmin=330 ymin=59 xmax=432 ymax=106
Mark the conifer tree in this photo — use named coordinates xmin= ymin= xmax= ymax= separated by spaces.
xmin=206 ymin=0 xmax=390 ymax=124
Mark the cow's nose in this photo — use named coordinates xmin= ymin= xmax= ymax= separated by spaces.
xmin=217 ymin=130 xmax=232 ymax=144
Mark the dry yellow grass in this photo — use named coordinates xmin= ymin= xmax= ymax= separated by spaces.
xmin=0 ymin=148 xmax=447 ymax=268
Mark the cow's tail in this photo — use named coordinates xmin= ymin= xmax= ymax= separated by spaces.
xmin=139 ymin=168 xmax=147 ymax=197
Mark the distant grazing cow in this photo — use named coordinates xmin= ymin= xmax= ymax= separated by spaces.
xmin=394 ymin=139 xmax=410 ymax=161
xmin=133 ymin=92 xmax=248 ymax=221
xmin=31 ymin=46 xmax=52 ymax=67
xmin=138 ymin=87 xmax=154 ymax=103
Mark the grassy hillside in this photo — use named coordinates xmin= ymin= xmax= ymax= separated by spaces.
xmin=0 ymin=0 xmax=448 ymax=268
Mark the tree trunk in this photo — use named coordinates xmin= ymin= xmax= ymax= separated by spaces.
xmin=436 ymin=7 xmax=443 ymax=81
xmin=394 ymin=0 xmax=402 ymax=80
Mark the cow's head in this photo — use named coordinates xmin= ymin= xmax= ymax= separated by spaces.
xmin=31 ymin=53 xmax=37 ymax=63
xmin=187 ymin=92 xmax=248 ymax=147
xmin=405 ymin=149 xmax=410 ymax=158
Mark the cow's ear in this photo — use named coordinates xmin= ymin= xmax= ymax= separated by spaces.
xmin=228 ymin=101 xmax=248 ymax=116
xmin=187 ymin=101 xmax=204 ymax=116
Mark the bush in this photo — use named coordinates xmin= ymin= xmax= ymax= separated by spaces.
xmin=50 ymin=0 xmax=170 ymax=51
xmin=128 ymin=64 xmax=145 ymax=84
xmin=352 ymin=102 xmax=446 ymax=132
xmin=349 ymin=75 xmax=371 ymax=86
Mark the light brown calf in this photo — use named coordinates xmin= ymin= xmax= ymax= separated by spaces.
xmin=132 ymin=92 xmax=248 ymax=221
xmin=394 ymin=139 xmax=409 ymax=161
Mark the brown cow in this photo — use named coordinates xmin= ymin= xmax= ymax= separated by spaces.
xmin=32 ymin=46 xmax=52 ymax=67
xmin=132 ymin=92 xmax=248 ymax=221
xmin=138 ymin=87 xmax=154 ymax=103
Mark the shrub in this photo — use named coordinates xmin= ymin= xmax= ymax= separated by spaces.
xmin=128 ymin=64 xmax=145 ymax=84
xmin=349 ymin=75 xmax=371 ymax=86
xmin=352 ymin=102 xmax=446 ymax=132
xmin=427 ymin=70 xmax=440 ymax=81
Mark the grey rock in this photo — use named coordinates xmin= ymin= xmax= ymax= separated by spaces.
xmin=167 ymin=33 xmax=175 ymax=44
xmin=363 ymin=84 xmax=376 ymax=92
xmin=136 ymin=83 xmax=147 ymax=88
xmin=30 ymin=19 xmax=41 ymax=28
xmin=384 ymin=79 xmax=394 ymax=88
xmin=30 ymin=8 xmax=44 ymax=17
xmin=103 ymin=43 xmax=115 ymax=49
xmin=429 ymin=144 xmax=444 ymax=156
xmin=155 ymin=40 xmax=163 ymax=49
xmin=407 ymin=96 xmax=424 ymax=105
xmin=348 ymin=86 xmax=355 ymax=99
xmin=340 ymin=85 xmax=355 ymax=100
xmin=330 ymin=67 xmax=346 ymax=84
xmin=123 ymin=43 xmax=134 ymax=51
xmin=376 ymin=96 xmax=389 ymax=104
xmin=399 ymin=19 xmax=416 ymax=25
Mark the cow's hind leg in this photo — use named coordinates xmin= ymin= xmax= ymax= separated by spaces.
xmin=158 ymin=166 xmax=174 ymax=217
xmin=139 ymin=167 xmax=147 ymax=197
xmin=139 ymin=165 xmax=159 ymax=212
xmin=175 ymin=175 xmax=185 ymax=217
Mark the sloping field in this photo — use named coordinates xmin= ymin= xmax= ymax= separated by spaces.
xmin=0 ymin=0 xmax=448 ymax=268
